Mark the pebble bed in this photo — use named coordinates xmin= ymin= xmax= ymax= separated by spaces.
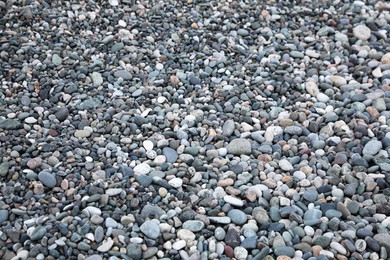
xmin=1 ymin=0 xmax=390 ymax=260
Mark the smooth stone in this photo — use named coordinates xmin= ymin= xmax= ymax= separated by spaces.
xmin=162 ymin=147 xmax=178 ymax=163
xmin=168 ymin=177 xmax=183 ymax=188
xmin=140 ymin=220 xmax=160 ymax=239
xmin=55 ymin=107 xmax=69 ymax=122
xmin=252 ymin=207 xmax=269 ymax=224
xmin=85 ymin=255 xmax=103 ymax=260
xmin=313 ymin=236 xmax=331 ymax=248
xmin=0 ymin=162 xmax=10 ymax=177
xmin=177 ymin=229 xmax=196 ymax=242
xmin=106 ymin=188 xmax=122 ymax=196
xmin=353 ymin=24 xmax=371 ymax=40
xmin=225 ymin=227 xmax=241 ymax=248
xmin=373 ymin=233 xmax=390 ymax=252
xmin=95 ymin=226 xmax=104 ymax=243
xmin=97 ymin=239 xmax=114 ymax=252
xmin=208 ymin=217 xmax=231 ymax=224
xmin=74 ymin=130 xmax=91 ymax=138
xmin=182 ymin=220 xmax=204 ymax=232
xmin=222 ymin=120 xmax=235 ymax=136
xmin=325 ymin=209 xmax=342 ymax=219
xmin=52 ymin=54 xmax=62 ymax=66
xmin=114 ymin=70 xmax=132 ymax=80
xmin=227 ymin=209 xmax=247 ymax=225
xmin=0 ymin=119 xmax=22 ymax=130
xmin=303 ymin=187 xmax=318 ymax=202
xmin=30 ymin=226 xmax=47 ymax=241
xmin=226 ymin=138 xmax=251 ymax=155
xmin=0 ymin=209 xmax=9 ymax=224
xmin=134 ymin=163 xmax=151 ymax=175
xmin=330 ymin=241 xmax=347 ymax=255
xmin=38 ymin=170 xmax=56 ymax=188
xmin=274 ymin=246 xmax=295 ymax=257
xmin=363 ymin=140 xmax=382 ymax=155
xmin=284 ymin=126 xmax=302 ymax=135
xmin=25 ymin=117 xmax=37 ymax=124
xmin=224 ymin=195 xmax=244 ymax=207
xmin=279 ymin=159 xmax=293 ymax=171
xmin=91 ymin=72 xmax=103 ymax=87
xmin=234 ymin=246 xmax=248 ymax=260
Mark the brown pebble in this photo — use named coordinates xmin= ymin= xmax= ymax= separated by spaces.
xmin=61 ymin=179 xmax=69 ymax=190
xmin=224 ymin=245 xmax=234 ymax=258
xmin=245 ymin=189 xmax=257 ymax=202
xmin=217 ymin=178 xmax=234 ymax=187
xmin=336 ymin=254 xmax=348 ymax=260
xmin=366 ymin=106 xmax=379 ymax=118
xmin=312 ymin=245 xmax=323 ymax=256
xmin=225 ymin=186 xmax=241 ymax=196
xmin=281 ymin=176 xmax=292 ymax=183
xmin=27 ymin=157 xmax=42 ymax=170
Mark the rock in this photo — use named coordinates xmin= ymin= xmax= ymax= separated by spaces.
xmin=140 ymin=220 xmax=160 ymax=239
xmin=177 ymin=229 xmax=196 ymax=242
xmin=162 ymin=147 xmax=178 ymax=162
xmin=252 ymin=207 xmax=269 ymax=224
xmin=224 ymin=195 xmax=244 ymax=207
xmin=52 ymin=54 xmax=62 ymax=66
xmin=0 ymin=210 xmax=9 ymax=224
xmin=226 ymin=138 xmax=251 ymax=155
xmin=373 ymin=233 xmax=390 ymax=252
xmin=168 ymin=178 xmax=183 ymax=188
xmin=222 ymin=120 xmax=235 ymax=136
xmin=353 ymin=24 xmax=371 ymax=40
xmin=182 ymin=220 xmax=204 ymax=232
xmin=329 ymin=76 xmax=347 ymax=87
xmin=38 ymin=170 xmax=56 ymax=188
xmin=225 ymin=227 xmax=241 ymax=247
xmin=114 ymin=70 xmax=132 ymax=79
xmin=279 ymin=159 xmax=293 ymax=171
xmin=303 ymin=187 xmax=318 ymax=202
xmin=55 ymin=107 xmax=69 ymax=122
xmin=91 ymin=72 xmax=103 ymax=86
xmin=97 ymin=239 xmax=114 ymax=252
xmin=74 ymin=130 xmax=91 ymax=138
xmin=274 ymin=246 xmax=295 ymax=257
xmin=30 ymin=226 xmax=47 ymax=241
xmin=306 ymin=80 xmax=319 ymax=97
xmin=363 ymin=140 xmax=382 ymax=155
xmin=0 ymin=162 xmax=10 ymax=177
xmin=134 ymin=163 xmax=151 ymax=175
xmin=234 ymin=246 xmax=248 ymax=260
xmin=0 ymin=119 xmax=22 ymax=130
xmin=228 ymin=209 xmax=247 ymax=225
xmin=381 ymin=53 xmax=390 ymax=64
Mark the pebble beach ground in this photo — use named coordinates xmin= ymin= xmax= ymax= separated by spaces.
xmin=1 ymin=0 xmax=390 ymax=259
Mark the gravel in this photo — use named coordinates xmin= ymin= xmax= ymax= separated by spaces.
xmin=0 ymin=0 xmax=390 ymax=259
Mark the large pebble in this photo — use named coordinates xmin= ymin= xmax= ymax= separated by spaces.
xmin=226 ymin=139 xmax=251 ymax=155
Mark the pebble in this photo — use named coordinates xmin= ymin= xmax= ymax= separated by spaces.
xmin=353 ymin=24 xmax=372 ymax=40
xmin=224 ymin=195 xmax=244 ymax=207
xmin=140 ymin=220 xmax=160 ymax=239
xmin=162 ymin=147 xmax=178 ymax=162
xmin=279 ymin=159 xmax=293 ymax=171
xmin=226 ymin=138 xmax=252 ymax=155
xmin=38 ymin=170 xmax=56 ymax=188
xmin=228 ymin=209 xmax=247 ymax=225
xmin=0 ymin=210 xmax=9 ymax=224
xmin=363 ymin=140 xmax=382 ymax=155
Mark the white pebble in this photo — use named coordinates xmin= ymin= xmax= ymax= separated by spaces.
xmin=156 ymin=63 xmax=164 ymax=70
xmin=143 ymin=140 xmax=154 ymax=151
